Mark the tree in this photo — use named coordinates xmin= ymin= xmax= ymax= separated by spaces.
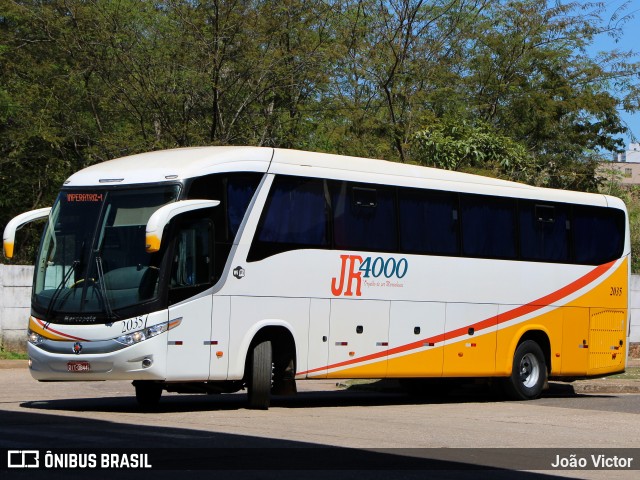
xmin=1 ymin=0 xmax=639 ymax=265
xmin=459 ymin=0 xmax=638 ymax=190
xmin=411 ymin=119 xmax=533 ymax=180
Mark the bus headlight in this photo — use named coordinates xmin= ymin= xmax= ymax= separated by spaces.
xmin=114 ymin=318 xmax=181 ymax=346
xmin=28 ymin=330 xmax=46 ymax=345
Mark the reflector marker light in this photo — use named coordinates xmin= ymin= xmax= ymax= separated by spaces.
xmin=376 ymin=342 xmax=389 ymax=347
xmin=168 ymin=341 xmax=183 ymax=346
xmin=335 ymin=342 xmax=348 ymax=346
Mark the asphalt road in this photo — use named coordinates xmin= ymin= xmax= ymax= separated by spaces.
xmin=0 ymin=366 xmax=638 ymax=480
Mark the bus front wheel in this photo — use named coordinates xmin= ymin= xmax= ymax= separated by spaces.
xmin=134 ymin=381 xmax=162 ymax=409
xmin=504 ymin=340 xmax=546 ymax=400
xmin=247 ymin=340 xmax=273 ymax=410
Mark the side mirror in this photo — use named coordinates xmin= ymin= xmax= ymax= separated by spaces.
xmin=145 ymin=200 xmax=220 ymax=253
xmin=3 ymin=207 xmax=52 ymax=259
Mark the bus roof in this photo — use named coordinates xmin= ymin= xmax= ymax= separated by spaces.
xmin=63 ymin=146 xmax=620 ymax=208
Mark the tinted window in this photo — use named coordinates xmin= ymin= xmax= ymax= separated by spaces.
xmin=460 ymin=194 xmax=516 ymax=259
xmin=519 ymin=202 xmax=569 ymax=262
xmin=398 ymin=188 xmax=458 ymax=255
xmin=248 ymin=176 xmax=329 ymax=260
xmin=332 ymin=181 xmax=397 ymax=252
xmin=169 ymin=217 xmax=213 ymax=304
xmin=187 ymin=172 xmax=262 ymax=243
xmin=188 ymin=172 xmax=262 ymax=278
xmin=573 ymin=206 xmax=625 ymax=265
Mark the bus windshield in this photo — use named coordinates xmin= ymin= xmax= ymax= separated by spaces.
xmin=33 ymin=185 xmax=180 ymax=323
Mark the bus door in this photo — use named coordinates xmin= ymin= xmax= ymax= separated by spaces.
xmin=165 ymin=217 xmax=214 ymax=381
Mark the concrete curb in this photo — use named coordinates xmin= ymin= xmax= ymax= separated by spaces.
xmin=570 ymin=380 xmax=640 ymax=394
xmin=0 ymin=360 xmax=28 ymax=369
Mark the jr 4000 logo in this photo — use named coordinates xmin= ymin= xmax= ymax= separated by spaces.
xmin=331 ymin=255 xmax=408 ymax=297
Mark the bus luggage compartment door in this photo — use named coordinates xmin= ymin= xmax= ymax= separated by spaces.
xmin=587 ymin=308 xmax=627 ymax=375
xmin=327 ymin=299 xmax=389 ymax=378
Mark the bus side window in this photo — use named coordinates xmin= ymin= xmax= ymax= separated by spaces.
xmin=519 ymin=202 xmax=569 ymax=263
xmin=460 ymin=194 xmax=517 ymax=259
xmin=187 ymin=172 xmax=262 ymax=280
xmin=398 ymin=188 xmax=459 ymax=256
xmin=332 ymin=181 xmax=397 ymax=252
xmin=248 ymin=176 xmax=329 ymax=261
xmin=169 ymin=217 xmax=213 ymax=304
xmin=572 ymin=206 xmax=625 ymax=265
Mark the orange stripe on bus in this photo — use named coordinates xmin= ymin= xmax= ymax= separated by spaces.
xmin=33 ymin=318 xmax=89 ymax=342
xmin=300 ymin=259 xmax=617 ymax=376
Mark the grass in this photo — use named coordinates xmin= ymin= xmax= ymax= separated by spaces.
xmin=0 ymin=349 xmax=28 ymax=360
xmin=607 ymin=367 xmax=640 ymax=380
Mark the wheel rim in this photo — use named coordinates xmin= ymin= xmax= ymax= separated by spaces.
xmin=519 ymin=352 xmax=540 ymax=388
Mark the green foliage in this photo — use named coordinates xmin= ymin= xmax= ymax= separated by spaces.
xmin=0 ymin=0 xmax=639 ymax=264
xmin=411 ymin=120 xmax=533 ymax=180
xmin=0 ymin=347 xmax=28 ymax=360
xmin=599 ymin=174 xmax=640 ymax=273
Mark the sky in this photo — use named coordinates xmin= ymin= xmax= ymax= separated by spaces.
xmin=587 ymin=0 xmax=640 ymax=149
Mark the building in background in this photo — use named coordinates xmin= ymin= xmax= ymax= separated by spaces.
xmin=601 ymin=144 xmax=640 ymax=185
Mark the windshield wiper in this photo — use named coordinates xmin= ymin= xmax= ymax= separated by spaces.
xmin=44 ymin=260 xmax=79 ymax=322
xmin=95 ymin=254 xmax=118 ymax=320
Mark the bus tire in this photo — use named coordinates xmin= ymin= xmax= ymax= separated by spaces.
xmin=504 ymin=340 xmax=546 ymax=400
xmin=134 ymin=381 xmax=162 ymax=409
xmin=247 ymin=340 xmax=272 ymax=410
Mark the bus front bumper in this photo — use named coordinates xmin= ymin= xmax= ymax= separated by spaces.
xmin=27 ymin=333 xmax=167 ymax=381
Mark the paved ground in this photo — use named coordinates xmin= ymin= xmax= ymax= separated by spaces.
xmin=1 ymin=358 xmax=639 ymax=480
xmin=1 ymin=357 xmax=639 ymax=390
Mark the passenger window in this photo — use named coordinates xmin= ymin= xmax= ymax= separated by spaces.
xmin=519 ymin=202 xmax=569 ymax=262
xmin=398 ymin=188 xmax=459 ymax=256
xmin=332 ymin=182 xmax=397 ymax=252
xmin=460 ymin=194 xmax=516 ymax=259
xmin=248 ymin=176 xmax=329 ymax=261
xmin=573 ymin=206 xmax=625 ymax=265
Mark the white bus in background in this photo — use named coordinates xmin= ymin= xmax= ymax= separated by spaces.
xmin=3 ymin=147 xmax=630 ymax=409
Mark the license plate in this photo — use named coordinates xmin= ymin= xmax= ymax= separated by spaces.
xmin=67 ymin=361 xmax=91 ymax=372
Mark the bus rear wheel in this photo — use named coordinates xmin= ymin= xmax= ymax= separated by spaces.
xmin=247 ymin=340 xmax=273 ymax=410
xmin=133 ymin=381 xmax=162 ymax=409
xmin=504 ymin=340 xmax=546 ymax=400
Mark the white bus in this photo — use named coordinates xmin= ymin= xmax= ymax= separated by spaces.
xmin=4 ymin=146 xmax=630 ymax=409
